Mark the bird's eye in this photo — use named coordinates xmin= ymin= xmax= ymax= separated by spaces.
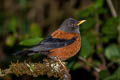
xmin=72 ymin=24 xmax=74 ymax=27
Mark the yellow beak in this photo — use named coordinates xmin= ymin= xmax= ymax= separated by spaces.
xmin=77 ymin=20 xmax=86 ymax=26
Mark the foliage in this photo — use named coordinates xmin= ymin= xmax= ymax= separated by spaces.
xmin=0 ymin=0 xmax=120 ymax=80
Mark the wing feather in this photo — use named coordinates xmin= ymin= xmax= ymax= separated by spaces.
xmin=29 ymin=35 xmax=76 ymax=52
xmin=14 ymin=35 xmax=76 ymax=56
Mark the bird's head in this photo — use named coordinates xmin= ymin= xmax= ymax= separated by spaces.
xmin=59 ymin=18 xmax=86 ymax=33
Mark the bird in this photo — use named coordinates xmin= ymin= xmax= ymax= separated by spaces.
xmin=15 ymin=18 xmax=86 ymax=61
xmin=14 ymin=18 xmax=86 ymax=79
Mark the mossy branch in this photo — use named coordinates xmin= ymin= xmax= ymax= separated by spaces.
xmin=0 ymin=59 xmax=71 ymax=80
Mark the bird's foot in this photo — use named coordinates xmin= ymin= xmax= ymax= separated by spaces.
xmin=48 ymin=56 xmax=71 ymax=80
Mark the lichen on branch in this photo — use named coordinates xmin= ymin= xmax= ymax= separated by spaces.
xmin=0 ymin=58 xmax=71 ymax=80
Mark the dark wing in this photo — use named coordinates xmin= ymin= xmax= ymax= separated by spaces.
xmin=29 ymin=35 xmax=76 ymax=52
xmin=14 ymin=35 xmax=76 ymax=56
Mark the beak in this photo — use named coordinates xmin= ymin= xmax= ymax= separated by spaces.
xmin=77 ymin=20 xmax=86 ymax=26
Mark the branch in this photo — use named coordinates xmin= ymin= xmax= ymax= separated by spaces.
xmin=106 ymin=0 xmax=117 ymax=18
xmin=0 ymin=59 xmax=71 ymax=80
xmin=106 ymin=0 xmax=120 ymax=44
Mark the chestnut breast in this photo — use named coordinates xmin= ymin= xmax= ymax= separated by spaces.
xmin=49 ymin=29 xmax=81 ymax=60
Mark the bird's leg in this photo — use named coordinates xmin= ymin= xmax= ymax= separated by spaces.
xmin=48 ymin=56 xmax=71 ymax=80
xmin=48 ymin=56 xmax=67 ymax=70
xmin=57 ymin=58 xmax=71 ymax=80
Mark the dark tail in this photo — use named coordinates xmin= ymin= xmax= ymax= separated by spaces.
xmin=13 ymin=50 xmax=34 ymax=56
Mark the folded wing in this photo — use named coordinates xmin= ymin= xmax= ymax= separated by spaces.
xmin=14 ymin=35 xmax=76 ymax=56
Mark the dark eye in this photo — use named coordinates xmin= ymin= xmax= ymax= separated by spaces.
xmin=71 ymin=24 xmax=75 ymax=30
xmin=72 ymin=24 xmax=74 ymax=27
xmin=72 ymin=24 xmax=77 ymax=27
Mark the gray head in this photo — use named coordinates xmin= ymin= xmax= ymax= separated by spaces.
xmin=59 ymin=18 xmax=86 ymax=33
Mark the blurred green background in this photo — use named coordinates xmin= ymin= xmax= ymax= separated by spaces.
xmin=0 ymin=0 xmax=120 ymax=80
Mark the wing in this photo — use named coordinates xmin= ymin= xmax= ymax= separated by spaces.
xmin=29 ymin=35 xmax=76 ymax=52
xmin=14 ymin=35 xmax=76 ymax=56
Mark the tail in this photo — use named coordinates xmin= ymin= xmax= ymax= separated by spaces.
xmin=13 ymin=50 xmax=34 ymax=56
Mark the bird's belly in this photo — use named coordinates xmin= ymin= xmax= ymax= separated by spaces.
xmin=49 ymin=37 xmax=81 ymax=60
